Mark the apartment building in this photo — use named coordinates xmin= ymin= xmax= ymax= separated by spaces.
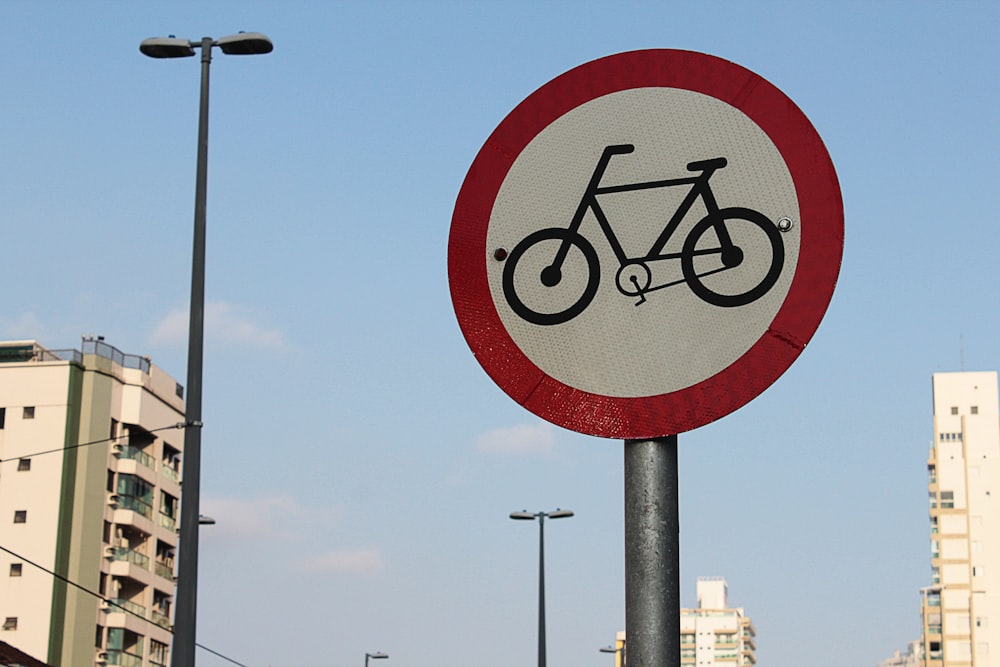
xmin=0 ymin=338 xmax=185 ymax=667
xmin=921 ymin=371 xmax=1000 ymax=667
xmin=681 ymin=577 xmax=756 ymax=666
xmin=611 ymin=577 xmax=756 ymax=667
xmin=878 ymin=640 xmax=921 ymax=667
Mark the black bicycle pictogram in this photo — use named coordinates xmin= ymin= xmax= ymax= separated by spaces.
xmin=500 ymin=144 xmax=786 ymax=326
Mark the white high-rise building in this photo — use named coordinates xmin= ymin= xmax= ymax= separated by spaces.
xmin=609 ymin=577 xmax=756 ymax=667
xmin=0 ymin=338 xmax=185 ymax=667
xmin=681 ymin=577 xmax=756 ymax=666
xmin=921 ymin=371 xmax=1000 ymax=666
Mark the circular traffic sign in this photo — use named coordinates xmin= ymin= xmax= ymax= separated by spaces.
xmin=449 ymin=49 xmax=843 ymax=439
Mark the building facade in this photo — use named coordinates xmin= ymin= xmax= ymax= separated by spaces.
xmin=681 ymin=577 xmax=756 ymax=666
xmin=611 ymin=577 xmax=756 ymax=667
xmin=0 ymin=339 xmax=185 ymax=667
xmin=921 ymin=371 xmax=1000 ymax=667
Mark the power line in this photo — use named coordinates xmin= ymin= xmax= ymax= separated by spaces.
xmin=0 ymin=541 xmax=245 ymax=667
xmin=0 ymin=422 xmax=195 ymax=464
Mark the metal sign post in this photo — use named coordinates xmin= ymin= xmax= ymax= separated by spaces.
xmin=625 ymin=437 xmax=680 ymax=667
xmin=449 ymin=49 xmax=842 ymax=666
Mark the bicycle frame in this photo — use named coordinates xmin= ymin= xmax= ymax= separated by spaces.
xmin=556 ymin=144 xmax=734 ymax=271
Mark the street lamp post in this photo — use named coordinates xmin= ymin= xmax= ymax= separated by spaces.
xmin=510 ymin=508 xmax=574 ymax=667
xmin=365 ymin=652 xmax=389 ymax=667
xmin=140 ymin=31 xmax=273 ymax=667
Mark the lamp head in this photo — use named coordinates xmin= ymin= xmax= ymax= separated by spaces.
xmin=139 ymin=37 xmax=195 ymax=58
xmin=216 ymin=32 xmax=274 ymax=55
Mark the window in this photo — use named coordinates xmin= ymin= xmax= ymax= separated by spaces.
xmin=952 ymin=406 xmax=959 ymax=415
xmin=13 ymin=511 xmax=26 ymax=524
xmin=2 ymin=617 xmax=16 ymax=631
xmin=0 ymin=407 xmax=5 ymax=428
xmin=17 ymin=458 xmax=30 ymax=472
xmin=972 ymin=406 xmax=980 ymax=415
xmin=22 ymin=406 xmax=34 ymax=419
xmin=941 ymin=491 xmax=955 ymax=509
xmin=9 ymin=563 xmax=22 ymax=577
xmin=150 ymin=639 xmax=169 ymax=666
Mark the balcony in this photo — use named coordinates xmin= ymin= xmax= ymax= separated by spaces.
xmin=106 ymin=650 xmax=143 ymax=667
xmin=154 ymin=560 xmax=174 ymax=581
xmin=118 ymin=495 xmax=153 ymax=520
xmin=158 ymin=513 xmax=177 ymax=532
xmin=116 ymin=445 xmax=157 ymax=471
xmin=106 ymin=598 xmax=147 ymax=617
xmin=111 ymin=547 xmax=150 ymax=570
xmin=162 ymin=465 xmax=180 ymax=484
xmin=151 ymin=609 xmax=172 ymax=630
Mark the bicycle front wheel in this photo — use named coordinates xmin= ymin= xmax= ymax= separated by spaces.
xmin=680 ymin=207 xmax=785 ymax=308
xmin=502 ymin=227 xmax=600 ymax=326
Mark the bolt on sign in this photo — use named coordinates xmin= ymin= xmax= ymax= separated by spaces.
xmin=449 ymin=49 xmax=843 ymax=439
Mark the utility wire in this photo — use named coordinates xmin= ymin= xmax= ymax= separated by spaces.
xmin=0 ymin=422 xmax=195 ymax=464
xmin=0 ymin=542 xmax=247 ymax=667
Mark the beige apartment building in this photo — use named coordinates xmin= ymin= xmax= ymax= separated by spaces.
xmin=609 ymin=577 xmax=756 ymax=667
xmin=921 ymin=371 xmax=1000 ymax=667
xmin=0 ymin=338 xmax=185 ymax=667
xmin=681 ymin=577 xmax=756 ymax=666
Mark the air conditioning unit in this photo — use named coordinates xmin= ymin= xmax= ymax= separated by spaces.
xmin=107 ymin=494 xmax=120 ymax=507
xmin=104 ymin=546 xmax=115 ymax=558
xmin=111 ymin=443 xmax=123 ymax=456
xmin=99 ymin=599 xmax=111 ymax=611
xmin=96 ymin=650 xmax=108 ymax=664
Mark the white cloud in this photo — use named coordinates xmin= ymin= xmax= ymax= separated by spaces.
xmin=201 ymin=494 xmax=316 ymax=540
xmin=0 ymin=312 xmax=48 ymax=340
xmin=301 ymin=548 xmax=384 ymax=574
xmin=475 ymin=422 xmax=557 ymax=457
xmin=150 ymin=301 xmax=285 ymax=348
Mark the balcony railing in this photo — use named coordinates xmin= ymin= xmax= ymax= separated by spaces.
xmin=151 ymin=610 xmax=172 ymax=630
xmin=106 ymin=650 xmax=143 ymax=667
xmin=111 ymin=547 xmax=150 ymax=570
xmin=118 ymin=445 xmax=157 ymax=470
xmin=155 ymin=560 xmax=174 ymax=580
xmin=108 ymin=598 xmax=147 ymax=617
xmin=118 ymin=495 xmax=153 ymax=520
xmin=159 ymin=513 xmax=177 ymax=532
xmin=162 ymin=466 xmax=180 ymax=484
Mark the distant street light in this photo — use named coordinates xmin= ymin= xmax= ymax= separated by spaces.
xmin=600 ymin=644 xmax=626 ymax=667
xmin=140 ymin=31 xmax=273 ymax=667
xmin=365 ymin=651 xmax=389 ymax=667
xmin=510 ymin=509 xmax=574 ymax=667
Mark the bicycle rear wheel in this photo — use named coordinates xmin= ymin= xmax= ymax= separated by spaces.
xmin=680 ymin=207 xmax=784 ymax=308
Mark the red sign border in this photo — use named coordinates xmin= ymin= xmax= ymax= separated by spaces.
xmin=449 ymin=49 xmax=843 ymax=439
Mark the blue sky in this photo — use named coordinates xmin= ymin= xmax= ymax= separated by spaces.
xmin=3 ymin=2 xmax=1000 ymax=666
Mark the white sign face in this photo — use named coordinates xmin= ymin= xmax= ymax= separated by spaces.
xmin=449 ymin=50 xmax=843 ymax=438
xmin=486 ymin=87 xmax=800 ymax=398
